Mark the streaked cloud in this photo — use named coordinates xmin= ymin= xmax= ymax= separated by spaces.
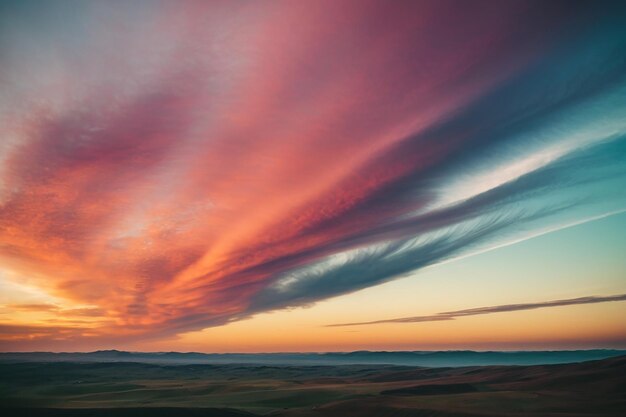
xmin=328 ymin=294 xmax=626 ymax=327
xmin=5 ymin=304 xmax=59 ymax=312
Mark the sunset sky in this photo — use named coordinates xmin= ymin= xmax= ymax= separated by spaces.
xmin=1 ymin=0 xmax=625 ymax=352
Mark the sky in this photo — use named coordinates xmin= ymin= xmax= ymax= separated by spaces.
xmin=0 ymin=0 xmax=625 ymax=352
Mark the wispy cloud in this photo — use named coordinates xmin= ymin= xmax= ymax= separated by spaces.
xmin=1 ymin=303 xmax=106 ymax=318
xmin=5 ymin=304 xmax=59 ymax=312
xmin=328 ymin=294 xmax=626 ymax=327
xmin=0 ymin=323 xmax=89 ymax=341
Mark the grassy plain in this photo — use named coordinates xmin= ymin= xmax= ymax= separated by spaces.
xmin=1 ymin=355 xmax=624 ymax=416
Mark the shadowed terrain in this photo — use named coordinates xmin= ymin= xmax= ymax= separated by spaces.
xmin=1 ymin=354 xmax=624 ymax=416
xmin=2 ymin=349 xmax=624 ymax=366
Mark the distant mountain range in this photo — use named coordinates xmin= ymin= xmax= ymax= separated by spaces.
xmin=1 ymin=349 xmax=624 ymax=367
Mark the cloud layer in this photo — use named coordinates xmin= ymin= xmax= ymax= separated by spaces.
xmin=0 ymin=0 xmax=626 ymax=347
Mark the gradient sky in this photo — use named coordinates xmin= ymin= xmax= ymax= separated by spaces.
xmin=0 ymin=0 xmax=625 ymax=352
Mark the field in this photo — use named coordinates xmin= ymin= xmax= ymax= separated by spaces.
xmin=1 ymin=355 xmax=625 ymax=416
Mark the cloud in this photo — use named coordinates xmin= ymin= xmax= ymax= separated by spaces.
xmin=1 ymin=303 xmax=104 ymax=316
xmin=0 ymin=0 xmax=625 ymax=347
xmin=0 ymin=323 xmax=89 ymax=341
xmin=328 ymin=294 xmax=626 ymax=327
xmin=237 ymin=134 xmax=626 ymax=323
xmin=5 ymin=304 xmax=58 ymax=312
